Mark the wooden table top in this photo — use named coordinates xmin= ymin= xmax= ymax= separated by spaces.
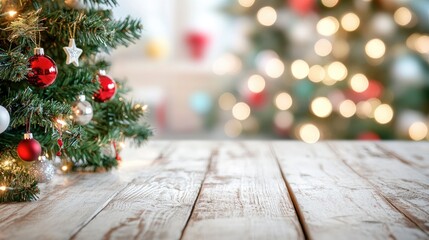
xmin=1 ymin=141 xmax=428 ymax=240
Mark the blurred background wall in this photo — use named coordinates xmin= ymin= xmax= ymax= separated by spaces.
xmin=110 ymin=0 xmax=429 ymax=141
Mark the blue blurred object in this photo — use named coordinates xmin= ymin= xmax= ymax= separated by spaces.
xmin=190 ymin=92 xmax=213 ymax=115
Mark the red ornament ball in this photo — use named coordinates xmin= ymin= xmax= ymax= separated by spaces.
xmin=17 ymin=133 xmax=41 ymax=162
xmin=27 ymin=48 xmax=58 ymax=88
xmin=94 ymin=72 xmax=117 ymax=102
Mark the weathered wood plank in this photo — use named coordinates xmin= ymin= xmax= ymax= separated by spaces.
xmin=377 ymin=141 xmax=429 ymax=177
xmin=73 ymin=141 xmax=214 ymax=240
xmin=0 ymin=141 xmax=170 ymax=240
xmin=182 ymin=142 xmax=303 ymax=240
xmin=272 ymin=141 xmax=427 ymax=240
xmin=329 ymin=141 xmax=429 ymax=236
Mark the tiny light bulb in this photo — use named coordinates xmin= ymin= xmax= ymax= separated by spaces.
xmin=8 ymin=10 xmax=17 ymax=17
xmin=142 ymin=105 xmax=148 ymax=111
xmin=0 ymin=186 xmax=7 ymax=191
xmin=61 ymin=165 xmax=68 ymax=171
xmin=56 ymin=118 xmax=67 ymax=127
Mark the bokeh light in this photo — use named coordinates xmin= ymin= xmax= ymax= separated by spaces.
xmin=374 ymin=104 xmax=394 ymax=124
xmin=311 ymin=97 xmax=333 ymax=118
xmin=257 ymin=6 xmax=277 ymax=26
xmin=317 ymin=16 xmax=339 ymax=36
xmin=327 ymin=61 xmax=348 ymax=81
xmin=339 ymin=100 xmax=356 ymax=118
xmin=299 ymin=124 xmax=320 ymax=143
xmin=212 ymin=53 xmax=242 ymax=75
xmin=238 ymin=0 xmax=255 ymax=8
xmin=394 ymin=7 xmax=412 ymax=27
xmin=308 ymin=65 xmax=326 ymax=83
xmin=265 ymin=58 xmax=285 ymax=78
xmin=349 ymin=73 xmax=369 ymax=93
xmin=224 ymin=119 xmax=242 ymax=137
xmin=219 ymin=92 xmax=237 ymax=111
xmin=274 ymin=111 xmax=294 ymax=130
xmin=408 ymin=122 xmax=428 ymax=141
xmin=275 ymin=92 xmax=293 ymax=110
xmin=365 ymin=39 xmax=386 ymax=59
xmin=291 ymin=59 xmax=310 ymax=79
xmin=341 ymin=12 xmax=360 ymax=32
xmin=321 ymin=0 xmax=339 ymax=8
xmin=247 ymin=74 xmax=266 ymax=93
xmin=314 ymin=39 xmax=332 ymax=57
xmin=232 ymin=102 xmax=251 ymax=120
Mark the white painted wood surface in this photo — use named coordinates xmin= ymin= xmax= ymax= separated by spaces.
xmin=0 ymin=141 xmax=428 ymax=240
xmin=182 ymin=142 xmax=304 ymax=240
xmin=272 ymin=141 xmax=428 ymax=240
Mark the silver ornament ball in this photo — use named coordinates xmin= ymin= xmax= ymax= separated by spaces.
xmin=27 ymin=156 xmax=55 ymax=183
xmin=72 ymin=95 xmax=93 ymax=125
xmin=0 ymin=105 xmax=10 ymax=134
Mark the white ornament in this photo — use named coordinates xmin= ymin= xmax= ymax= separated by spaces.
xmin=0 ymin=105 xmax=10 ymax=134
xmin=63 ymin=38 xmax=83 ymax=66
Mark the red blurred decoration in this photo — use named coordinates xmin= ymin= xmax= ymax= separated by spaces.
xmin=17 ymin=133 xmax=41 ymax=162
xmin=112 ymin=141 xmax=121 ymax=162
xmin=288 ymin=0 xmax=315 ymax=15
xmin=346 ymin=80 xmax=383 ymax=102
xmin=27 ymin=48 xmax=58 ymax=88
xmin=94 ymin=71 xmax=117 ymax=102
xmin=56 ymin=138 xmax=63 ymax=156
xmin=246 ymin=90 xmax=267 ymax=108
xmin=358 ymin=132 xmax=380 ymax=140
xmin=186 ymin=32 xmax=209 ymax=60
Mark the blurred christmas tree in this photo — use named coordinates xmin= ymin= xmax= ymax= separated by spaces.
xmin=0 ymin=0 xmax=152 ymax=202
xmin=216 ymin=0 xmax=429 ymax=141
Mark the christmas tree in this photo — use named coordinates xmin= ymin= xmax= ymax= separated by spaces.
xmin=217 ymin=0 xmax=429 ymax=141
xmin=0 ymin=0 xmax=152 ymax=202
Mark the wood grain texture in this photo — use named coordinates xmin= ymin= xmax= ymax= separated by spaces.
xmin=329 ymin=141 xmax=429 ymax=236
xmin=73 ymin=141 xmax=214 ymax=240
xmin=0 ymin=141 xmax=170 ymax=240
xmin=272 ymin=141 xmax=428 ymax=240
xmin=377 ymin=141 xmax=429 ymax=177
xmin=182 ymin=142 xmax=304 ymax=240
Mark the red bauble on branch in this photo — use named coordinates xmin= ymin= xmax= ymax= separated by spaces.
xmin=17 ymin=133 xmax=42 ymax=162
xmin=27 ymin=48 xmax=58 ymax=88
xmin=93 ymin=70 xmax=117 ymax=102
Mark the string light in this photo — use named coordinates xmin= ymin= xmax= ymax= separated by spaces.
xmin=0 ymin=186 xmax=7 ymax=191
xmin=61 ymin=165 xmax=68 ymax=172
xmin=232 ymin=102 xmax=251 ymax=120
xmin=56 ymin=118 xmax=67 ymax=127
xmin=275 ymin=92 xmax=293 ymax=110
xmin=341 ymin=12 xmax=360 ymax=32
xmin=365 ymin=39 xmax=386 ymax=59
xmin=409 ymin=122 xmax=428 ymax=141
xmin=299 ymin=124 xmax=320 ymax=143
xmin=374 ymin=104 xmax=393 ymax=124
xmin=291 ymin=59 xmax=309 ymax=79
xmin=257 ymin=6 xmax=277 ymax=26
xmin=311 ymin=97 xmax=333 ymax=118
xmin=247 ymin=75 xmax=266 ymax=93
xmin=141 ymin=104 xmax=148 ymax=111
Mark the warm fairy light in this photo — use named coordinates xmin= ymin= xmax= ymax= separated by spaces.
xmin=308 ymin=65 xmax=325 ymax=82
xmin=141 ymin=105 xmax=148 ymax=111
xmin=257 ymin=6 xmax=277 ymax=26
xmin=409 ymin=122 xmax=428 ymax=141
xmin=317 ymin=16 xmax=339 ymax=36
xmin=322 ymin=76 xmax=337 ymax=86
xmin=56 ymin=118 xmax=67 ymax=127
xmin=321 ymin=0 xmax=338 ymax=8
xmin=374 ymin=104 xmax=394 ymax=124
xmin=406 ymin=33 xmax=419 ymax=50
xmin=232 ymin=102 xmax=251 ymax=121
xmin=339 ymin=100 xmax=356 ymax=118
xmin=311 ymin=97 xmax=333 ymax=118
xmin=291 ymin=59 xmax=309 ymax=79
xmin=415 ymin=35 xmax=429 ymax=54
xmin=212 ymin=53 xmax=242 ymax=75
xmin=394 ymin=7 xmax=412 ymax=26
xmin=247 ymin=75 xmax=266 ymax=93
xmin=314 ymin=39 xmax=332 ymax=57
xmin=350 ymin=73 xmax=369 ymax=93
xmin=341 ymin=12 xmax=360 ymax=32
xmin=0 ymin=186 xmax=6 ymax=191
xmin=224 ymin=119 xmax=242 ymax=138
xmin=8 ymin=10 xmax=17 ymax=17
xmin=274 ymin=111 xmax=294 ymax=130
xmin=219 ymin=92 xmax=237 ymax=111
xmin=365 ymin=39 xmax=386 ymax=59
xmin=265 ymin=58 xmax=284 ymax=78
xmin=299 ymin=124 xmax=320 ymax=143
xmin=356 ymin=101 xmax=372 ymax=118
xmin=61 ymin=165 xmax=68 ymax=171
xmin=367 ymin=98 xmax=381 ymax=118
xmin=332 ymin=40 xmax=350 ymax=59
xmin=238 ymin=0 xmax=255 ymax=8
xmin=327 ymin=61 xmax=348 ymax=81
xmin=275 ymin=92 xmax=293 ymax=110
xmin=119 ymin=142 xmax=126 ymax=148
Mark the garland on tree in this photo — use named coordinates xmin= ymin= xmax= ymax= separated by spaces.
xmin=0 ymin=0 xmax=152 ymax=202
